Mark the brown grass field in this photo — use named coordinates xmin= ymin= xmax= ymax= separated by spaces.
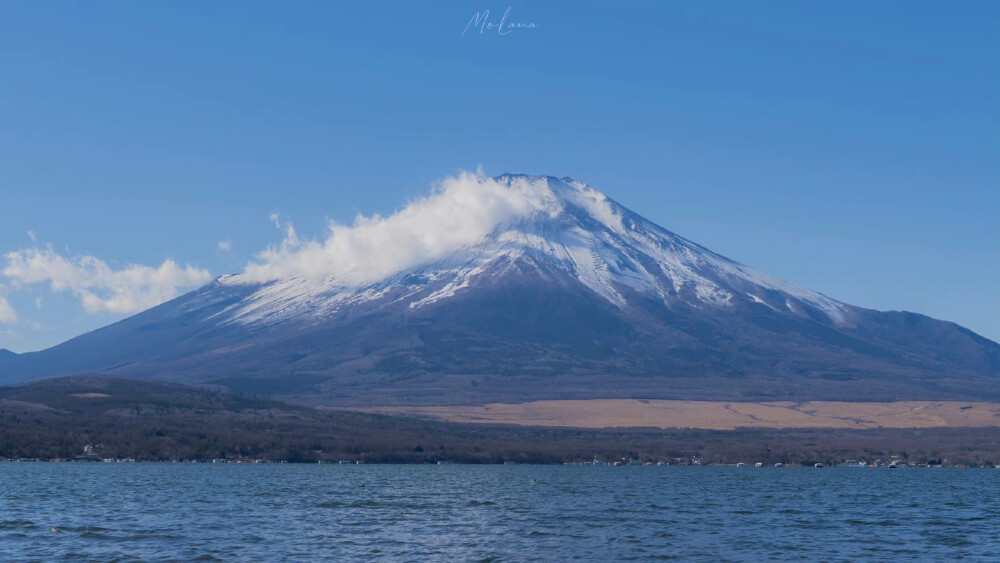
xmin=349 ymin=400 xmax=1000 ymax=430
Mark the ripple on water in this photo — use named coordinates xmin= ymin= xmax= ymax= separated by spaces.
xmin=0 ymin=465 xmax=997 ymax=561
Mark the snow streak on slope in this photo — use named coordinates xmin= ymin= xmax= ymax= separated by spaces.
xmin=218 ymin=173 xmax=847 ymax=326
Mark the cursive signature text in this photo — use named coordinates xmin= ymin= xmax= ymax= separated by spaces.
xmin=462 ymin=7 xmax=539 ymax=37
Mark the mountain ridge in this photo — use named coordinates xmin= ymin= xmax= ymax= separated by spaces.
xmin=1 ymin=174 xmax=996 ymax=404
xmin=210 ymin=174 xmax=851 ymax=328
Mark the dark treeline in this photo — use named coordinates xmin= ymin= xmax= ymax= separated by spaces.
xmin=1 ymin=376 xmax=996 ymax=466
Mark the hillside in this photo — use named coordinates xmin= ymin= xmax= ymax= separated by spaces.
xmin=0 ymin=376 xmax=996 ymax=465
xmin=1 ymin=175 xmax=996 ymax=405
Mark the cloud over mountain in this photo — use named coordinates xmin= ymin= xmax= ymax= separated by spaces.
xmin=0 ymin=296 xmax=17 ymax=324
xmin=0 ymin=171 xmax=554 ymax=328
xmin=2 ymin=246 xmax=211 ymax=315
xmin=239 ymin=171 xmax=552 ymax=286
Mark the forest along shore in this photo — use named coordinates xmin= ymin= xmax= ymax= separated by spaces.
xmin=1 ymin=376 xmax=997 ymax=466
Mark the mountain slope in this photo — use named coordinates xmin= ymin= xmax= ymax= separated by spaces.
xmin=1 ymin=175 xmax=996 ymax=404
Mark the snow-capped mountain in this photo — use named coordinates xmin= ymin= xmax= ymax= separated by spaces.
xmin=216 ymin=175 xmax=846 ymax=326
xmin=1 ymin=175 xmax=997 ymax=405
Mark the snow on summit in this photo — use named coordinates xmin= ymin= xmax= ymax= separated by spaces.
xmin=218 ymin=172 xmax=847 ymax=325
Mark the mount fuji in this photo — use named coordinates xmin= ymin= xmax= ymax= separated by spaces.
xmin=1 ymin=174 xmax=996 ymax=405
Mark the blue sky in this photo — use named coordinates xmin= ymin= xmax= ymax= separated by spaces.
xmin=1 ymin=1 xmax=998 ymax=351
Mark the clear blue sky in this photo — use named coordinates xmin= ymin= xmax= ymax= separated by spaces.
xmin=1 ymin=1 xmax=998 ymax=351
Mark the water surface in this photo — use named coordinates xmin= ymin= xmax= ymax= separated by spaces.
xmin=1 ymin=464 xmax=997 ymax=560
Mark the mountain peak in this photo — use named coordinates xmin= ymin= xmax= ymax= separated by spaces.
xmin=2 ymin=173 xmax=996 ymax=405
xmin=213 ymin=173 xmax=848 ymax=328
xmin=493 ymin=173 xmax=583 ymax=190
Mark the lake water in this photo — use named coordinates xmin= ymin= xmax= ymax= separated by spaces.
xmin=1 ymin=464 xmax=997 ymax=560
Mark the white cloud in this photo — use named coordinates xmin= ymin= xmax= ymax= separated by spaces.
xmin=1 ymin=171 xmax=560 ymax=321
xmin=27 ymin=230 xmax=37 ymax=243
xmin=239 ymin=171 xmax=552 ymax=285
xmin=0 ymin=296 xmax=17 ymax=324
xmin=2 ymin=246 xmax=212 ymax=315
xmin=34 ymin=296 xmax=43 ymax=309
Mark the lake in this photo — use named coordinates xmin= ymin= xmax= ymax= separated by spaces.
xmin=1 ymin=464 xmax=997 ymax=560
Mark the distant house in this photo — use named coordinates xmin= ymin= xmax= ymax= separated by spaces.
xmin=75 ymin=444 xmax=100 ymax=462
